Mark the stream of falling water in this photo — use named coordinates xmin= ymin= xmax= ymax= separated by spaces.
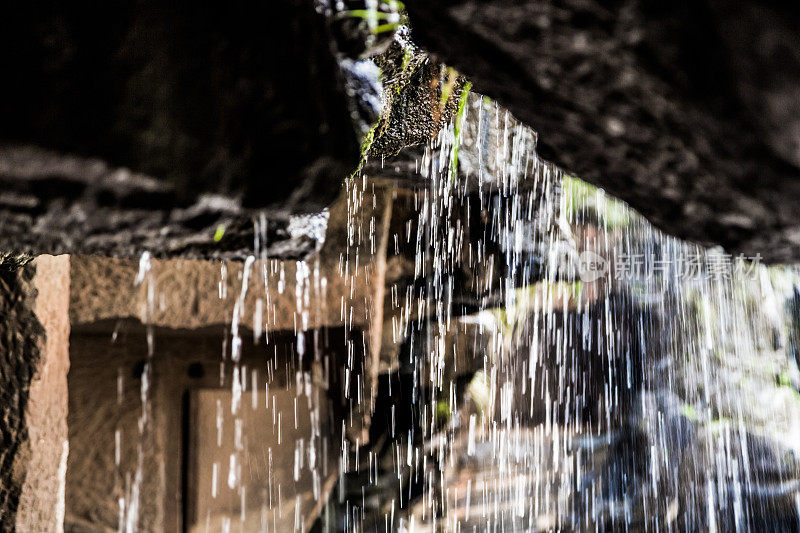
xmin=114 ymin=91 xmax=800 ymax=532
xmin=385 ymin=94 xmax=800 ymax=532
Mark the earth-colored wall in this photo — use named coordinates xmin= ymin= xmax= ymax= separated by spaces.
xmin=16 ymin=256 xmax=71 ymax=532
xmin=0 ymin=256 xmax=70 ymax=531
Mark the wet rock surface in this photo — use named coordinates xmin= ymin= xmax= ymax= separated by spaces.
xmin=404 ymin=0 xmax=800 ymax=262
xmin=367 ymin=34 xmax=468 ymax=159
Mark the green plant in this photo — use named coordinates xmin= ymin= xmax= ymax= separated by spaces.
xmin=336 ymin=1 xmax=407 ymax=35
xmin=681 ymin=403 xmax=699 ymax=421
xmin=448 ymin=81 xmax=472 ymax=183
xmin=562 ymin=174 xmax=631 ymax=229
xmin=213 ymin=224 xmax=226 ymax=242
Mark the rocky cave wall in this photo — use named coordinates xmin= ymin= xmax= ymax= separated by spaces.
xmin=0 ymin=265 xmax=40 ymax=524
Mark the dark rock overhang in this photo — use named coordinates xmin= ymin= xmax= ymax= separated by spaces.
xmin=404 ymin=0 xmax=800 ymax=263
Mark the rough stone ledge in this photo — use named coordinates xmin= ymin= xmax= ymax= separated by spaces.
xmin=0 ymin=145 xmax=325 ymax=266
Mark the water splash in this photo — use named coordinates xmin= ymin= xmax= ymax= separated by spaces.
xmin=119 ymin=251 xmax=157 ymax=533
xmin=369 ymin=93 xmax=800 ymax=532
xmin=106 ymin=91 xmax=800 ymax=533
